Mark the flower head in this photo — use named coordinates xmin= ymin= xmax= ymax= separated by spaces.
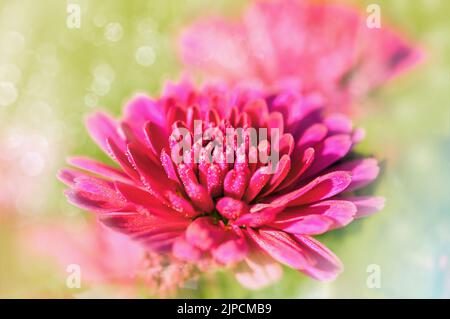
xmin=60 ymin=80 xmax=384 ymax=288
xmin=60 ymin=82 xmax=382 ymax=287
xmin=179 ymin=0 xmax=421 ymax=113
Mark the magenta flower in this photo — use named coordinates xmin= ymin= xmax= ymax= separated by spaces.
xmin=179 ymin=0 xmax=421 ymax=113
xmin=60 ymin=80 xmax=383 ymax=289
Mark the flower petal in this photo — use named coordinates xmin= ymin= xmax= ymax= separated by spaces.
xmin=172 ymin=236 xmax=203 ymax=262
xmin=212 ymin=234 xmax=248 ymax=265
xmin=345 ymin=196 xmax=385 ymax=218
xmin=302 ymin=134 xmax=352 ymax=179
xmin=271 ymin=171 xmax=352 ymax=207
xmin=185 ymin=217 xmax=226 ymax=251
xmin=67 ymin=157 xmax=130 ymax=182
xmin=246 ymin=228 xmax=310 ymax=269
xmin=332 ymin=158 xmax=380 ymax=192
xmin=86 ymin=112 xmax=124 ymax=155
xmin=293 ymin=234 xmax=343 ymax=281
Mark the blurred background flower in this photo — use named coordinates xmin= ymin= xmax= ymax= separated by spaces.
xmin=0 ymin=0 xmax=448 ymax=298
xmin=179 ymin=0 xmax=421 ymax=114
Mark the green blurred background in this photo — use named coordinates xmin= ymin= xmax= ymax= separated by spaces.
xmin=0 ymin=0 xmax=449 ymax=298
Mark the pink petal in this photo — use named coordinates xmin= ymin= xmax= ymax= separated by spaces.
xmin=276 ymin=200 xmax=357 ymax=230
xmin=185 ymin=217 xmax=226 ymax=251
xmin=258 ymin=155 xmax=291 ymax=198
xmin=165 ymin=191 xmax=200 ymax=218
xmin=86 ymin=112 xmax=124 ymax=155
xmin=212 ymin=234 xmax=249 ymax=265
xmin=272 ymin=214 xmax=335 ymax=235
xmin=126 ymin=142 xmax=178 ymax=203
xmin=216 ymin=197 xmax=249 ymax=220
xmin=144 ymin=121 xmax=168 ymax=157
xmin=324 ymin=114 xmax=353 ymax=134
xmin=344 ymin=196 xmax=385 ymax=218
xmin=177 ymin=163 xmax=214 ymax=212
xmin=179 ymin=19 xmax=255 ymax=83
xmin=234 ymin=203 xmax=284 ymax=228
xmin=332 ymin=158 xmax=380 ymax=192
xmin=72 ymin=176 xmax=126 ymax=208
xmin=302 ymin=134 xmax=352 ymax=179
xmin=235 ymin=250 xmax=283 ymax=290
xmin=246 ymin=228 xmax=311 ymax=270
xmin=293 ymin=234 xmax=343 ymax=281
xmin=223 ymin=167 xmax=251 ymax=200
xmin=67 ymin=157 xmax=130 ymax=182
xmin=298 ymin=124 xmax=328 ymax=151
xmin=114 ymin=181 xmax=190 ymax=218
xmin=272 ymin=171 xmax=352 ymax=207
xmin=172 ymin=236 xmax=203 ymax=262
xmin=242 ymin=166 xmax=272 ymax=202
xmin=99 ymin=212 xmax=188 ymax=252
xmin=107 ymin=138 xmax=140 ymax=180
xmin=58 ymin=168 xmax=85 ymax=186
xmin=198 ymin=162 xmax=226 ymax=198
xmin=275 ymin=147 xmax=315 ymax=192
xmin=123 ymin=95 xmax=166 ymax=142
xmin=160 ymin=148 xmax=183 ymax=188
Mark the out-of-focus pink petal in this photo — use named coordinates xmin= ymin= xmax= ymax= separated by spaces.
xmin=324 ymin=114 xmax=353 ymax=134
xmin=23 ymin=222 xmax=144 ymax=285
xmin=332 ymin=158 xmax=380 ymax=192
xmin=293 ymin=234 xmax=343 ymax=281
xmin=179 ymin=0 xmax=421 ymax=113
xmin=344 ymin=196 xmax=385 ymax=218
xmin=235 ymin=250 xmax=283 ymax=290
xmin=212 ymin=234 xmax=248 ymax=265
xmin=172 ymin=236 xmax=203 ymax=262
xmin=179 ymin=19 xmax=256 ymax=83
xmin=185 ymin=217 xmax=226 ymax=251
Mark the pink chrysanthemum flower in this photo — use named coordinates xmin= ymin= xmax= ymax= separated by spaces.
xmin=60 ymin=80 xmax=383 ymax=289
xmin=179 ymin=0 xmax=421 ymax=113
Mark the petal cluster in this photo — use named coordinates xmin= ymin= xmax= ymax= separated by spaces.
xmin=61 ymin=80 xmax=384 ymax=287
xmin=179 ymin=0 xmax=421 ymax=112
